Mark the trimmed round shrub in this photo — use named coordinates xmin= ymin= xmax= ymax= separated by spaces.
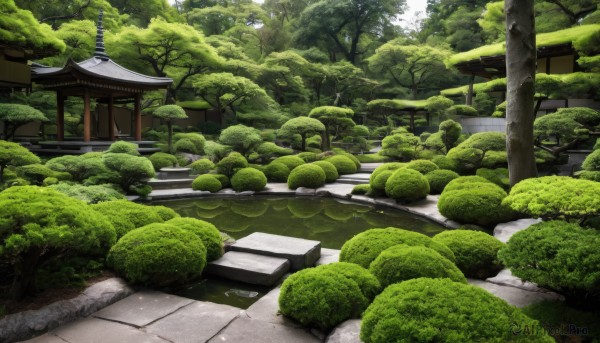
xmin=212 ymin=174 xmax=230 ymax=188
xmin=438 ymin=180 xmax=516 ymax=228
xmin=498 ymin=221 xmax=600 ymax=304
xmin=369 ymin=245 xmax=466 ymax=287
xmin=444 ymin=175 xmax=492 ymax=191
xmin=49 ymin=183 xmax=126 ymax=204
xmin=351 ymin=184 xmax=371 ymax=195
xmin=326 ymin=155 xmax=357 ymax=174
xmin=385 ymin=168 xmax=429 ymax=203
xmin=476 ymin=167 xmax=510 ymax=190
xmin=189 ymin=158 xmax=215 ymax=175
xmin=107 ymin=223 xmax=207 ymax=286
xmin=317 ymin=262 xmax=382 ymax=301
xmin=433 ymin=230 xmax=504 ymax=279
xmin=369 ymin=163 xmax=404 ymax=183
xmin=431 ymin=155 xmax=458 ymax=171
xmin=92 ymin=200 xmax=169 ymax=238
xmin=369 ymin=170 xmax=393 ymax=195
xmin=152 ymin=205 xmax=180 ymax=221
xmin=148 ymin=152 xmax=178 ymax=171
xmin=297 ymin=152 xmax=318 ymax=162
xmin=405 ymin=159 xmax=439 ymax=174
xmin=278 ymin=267 xmax=368 ymax=330
xmin=192 ymin=174 xmax=222 ymax=193
xmin=425 ymin=169 xmax=460 ymax=194
xmin=263 ymin=162 xmax=290 ymax=182
xmin=272 ymin=155 xmax=305 ymax=171
xmin=106 ymin=141 xmax=140 ymax=155
xmin=216 ymin=154 xmax=248 ymax=177
xmin=312 ymin=161 xmax=339 ymax=182
xmin=339 ymin=228 xmax=455 ymax=268
xmin=173 ymin=133 xmax=206 ymax=155
xmin=287 ymin=164 xmax=326 ymax=189
xmin=361 ymin=278 xmax=553 ymax=343
xmin=446 ymin=104 xmax=479 ymax=116
xmin=166 ymin=217 xmax=223 ymax=261
xmin=231 ymin=168 xmax=267 ymax=192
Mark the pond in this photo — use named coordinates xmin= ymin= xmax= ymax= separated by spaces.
xmin=157 ymin=196 xmax=447 ymax=308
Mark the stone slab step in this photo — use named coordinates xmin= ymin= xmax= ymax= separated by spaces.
xmin=158 ymin=167 xmax=192 ymax=180
xmin=148 ymin=178 xmax=194 ymax=190
xmin=205 ymin=251 xmax=290 ymax=286
xmin=335 ymin=179 xmax=368 ymax=185
xmin=231 ymin=233 xmax=321 ymax=271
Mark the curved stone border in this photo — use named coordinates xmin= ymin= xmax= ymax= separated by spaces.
xmin=0 ymin=278 xmax=134 ymax=343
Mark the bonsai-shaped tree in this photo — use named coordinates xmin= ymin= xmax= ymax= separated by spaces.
xmin=0 ymin=103 xmax=48 ymax=141
xmin=308 ymin=106 xmax=354 ymax=150
xmin=0 ymin=140 xmax=41 ymax=183
xmin=218 ymin=124 xmax=262 ymax=156
xmin=153 ymin=105 xmax=188 ymax=153
xmin=534 ymin=107 xmax=600 ymax=157
xmin=280 ymin=117 xmax=325 ymax=151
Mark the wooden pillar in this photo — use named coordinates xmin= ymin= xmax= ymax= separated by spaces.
xmin=57 ymin=92 xmax=65 ymax=141
xmin=83 ymin=89 xmax=91 ymax=142
xmin=466 ymin=74 xmax=475 ymax=106
xmin=134 ymin=93 xmax=142 ymax=141
xmin=108 ymin=96 xmax=115 ymax=140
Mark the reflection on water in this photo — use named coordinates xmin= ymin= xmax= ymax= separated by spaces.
xmin=175 ymin=277 xmax=270 ymax=309
xmin=157 ymin=196 xmax=446 ymax=249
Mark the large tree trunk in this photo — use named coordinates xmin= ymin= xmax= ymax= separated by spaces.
xmin=505 ymin=0 xmax=538 ymax=186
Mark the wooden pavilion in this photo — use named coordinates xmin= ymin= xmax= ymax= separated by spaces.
xmin=31 ymin=10 xmax=172 ymax=143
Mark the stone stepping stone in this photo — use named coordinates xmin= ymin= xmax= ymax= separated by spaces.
xmin=316 ymin=248 xmax=340 ymax=266
xmin=208 ymin=316 xmax=321 ymax=343
xmin=93 ymin=291 xmax=193 ymax=327
xmin=468 ymin=279 xmax=564 ymax=308
xmin=158 ymin=167 xmax=192 ymax=180
xmin=205 ymin=251 xmax=291 ymax=286
xmin=326 ymin=319 xmax=363 ymax=343
xmin=50 ymin=317 xmax=167 ymax=343
xmin=145 ymin=301 xmax=242 ymax=342
xmin=245 ymin=286 xmax=300 ymax=328
xmin=493 ymin=218 xmax=541 ymax=243
xmin=231 ymin=233 xmax=321 ymax=271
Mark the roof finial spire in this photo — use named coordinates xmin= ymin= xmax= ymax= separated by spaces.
xmin=94 ymin=9 xmax=110 ymax=61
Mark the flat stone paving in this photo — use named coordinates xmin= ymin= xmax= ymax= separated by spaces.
xmin=206 ymin=251 xmax=290 ymax=286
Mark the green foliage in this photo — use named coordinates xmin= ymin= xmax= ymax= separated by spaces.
xmin=255 ymin=142 xmax=293 ymax=162
xmin=0 ymin=140 xmax=41 ymax=183
xmin=272 ymin=155 xmax=306 ymax=171
xmin=311 ymin=161 xmax=338 ymax=182
xmin=385 ymin=169 xmax=429 ymax=203
xmin=106 ymin=141 xmax=140 ymax=156
xmin=0 ymin=186 xmax=116 ymax=299
xmin=317 ymin=262 xmax=382 ymax=301
xmin=263 ymin=162 xmax=290 ymax=182
xmin=153 ymin=105 xmax=187 ymax=121
xmin=287 ymin=164 xmax=326 ymax=189
xmin=218 ymin=124 xmax=262 ymax=156
xmin=446 ymin=104 xmax=478 ymax=117
xmin=107 ymin=223 xmax=206 ymax=287
xmin=492 ymin=101 xmax=507 ymax=118
xmin=45 ymin=155 xmax=106 ymax=183
xmin=49 ymin=183 xmax=125 ymax=204
xmin=499 ymin=221 xmax=600 ymax=304
xmin=439 ymin=119 xmax=463 ymax=152
xmin=351 ymin=184 xmax=371 ymax=195
xmin=473 ymin=92 xmax=496 ymax=116
xmin=438 ymin=177 xmax=516 ymax=228
xmin=522 ymin=301 xmax=600 ymax=342
xmin=431 ymin=155 xmax=459 ymax=171
xmin=360 ymin=278 xmax=553 ymax=343
xmin=404 ymin=159 xmax=439 ymax=175
xmin=216 ymin=154 xmax=249 ymax=177
xmin=192 ymin=174 xmax=222 ymax=193
xmin=356 ymin=154 xmax=391 ymax=163
xmin=503 ymin=176 xmax=600 ymax=222
xmin=0 ymin=103 xmax=48 ymax=140
xmin=339 ymin=227 xmax=455 ymax=268
xmin=278 ymin=265 xmax=368 ymax=331
xmin=230 ymin=168 xmax=267 ymax=192
xmin=370 ymin=170 xmax=394 ymax=196
xmin=204 ymin=141 xmax=231 ymax=162
xmin=101 ymin=153 xmax=155 ymax=196
xmin=425 ymin=169 xmax=460 ymax=194
xmin=280 ymin=117 xmax=325 ymax=151
xmin=91 ymin=200 xmax=170 ymax=238
xmin=379 ymin=132 xmax=421 ymax=161
xmin=326 ymin=155 xmax=357 ymax=175
xmin=173 ymin=133 xmax=206 ymax=155
xmin=583 ymin=149 xmax=600 ymax=171
xmin=148 ymin=152 xmax=178 ymax=171
xmin=369 ymin=245 xmax=466 ymax=287
xmin=534 ymin=109 xmax=593 ymax=146
xmin=189 ymin=158 xmax=215 ymax=175
xmin=15 ymin=163 xmax=65 ymax=185
xmin=476 ymin=167 xmax=510 ymax=190
xmin=296 ymin=152 xmax=318 ymax=163
xmin=309 ymin=106 xmax=355 ymax=149
xmin=447 ymin=132 xmax=507 ymax=172
xmin=433 ymin=230 xmax=504 ymax=279
xmin=165 ymin=217 xmax=223 ymax=262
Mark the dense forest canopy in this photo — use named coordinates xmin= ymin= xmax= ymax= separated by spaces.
xmin=2 ymin=0 xmax=599 ymax=127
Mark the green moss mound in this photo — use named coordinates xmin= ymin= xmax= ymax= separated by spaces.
xmin=107 ymin=223 xmax=207 ymax=286
xmin=216 ymin=154 xmax=248 ymax=177
xmin=278 ymin=266 xmax=368 ymax=330
xmin=272 ymin=155 xmax=306 ymax=170
xmin=405 ymin=159 xmax=439 ymax=174
xmin=339 ymin=228 xmax=455 ymax=268
xmin=312 ymin=160 xmax=339 ymax=182
xmin=476 ymin=167 xmax=510 ymax=190
xmin=212 ymin=174 xmax=230 ymax=188
xmin=522 ymin=301 xmax=600 ymax=342
xmin=317 ymin=262 xmax=382 ymax=301
xmin=151 ymin=205 xmax=180 ymax=221
xmin=360 ymin=278 xmax=553 ymax=343
xmin=326 ymin=155 xmax=358 ymax=174
xmin=189 ymin=158 xmax=215 ymax=175
xmin=385 ymin=168 xmax=430 ymax=203
xmin=425 ymin=169 xmax=460 ymax=194
xmin=263 ymin=162 xmax=290 ymax=182
xmin=287 ymin=164 xmax=326 ymax=189
xmin=369 ymin=245 xmax=466 ymax=287
xmin=166 ymin=217 xmax=223 ymax=262
xmin=148 ymin=152 xmax=178 ymax=171
xmin=498 ymin=220 xmax=600 ymax=305
xmin=369 ymin=170 xmax=393 ymax=195
xmin=297 ymin=152 xmax=318 ymax=162
xmin=230 ymin=168 xmax=267 ymax=192
xmin=369 ymin=163 xmax=405 ymax=183
xmin=433 ymin=230 xmax=504 ymax=279
xmin=351 ymin=184 xmax=371 ymax=195
xmin=91 ymin=200 xmax=170 ymax=238
xmin=192 ymin=174 xmax=222 ymax=193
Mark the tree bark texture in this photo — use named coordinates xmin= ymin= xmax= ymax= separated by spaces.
xmin=505 ymin=0 xmax=538 ymax=186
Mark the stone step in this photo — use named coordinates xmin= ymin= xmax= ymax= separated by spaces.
xmin=231 ymin=233 xmax=321 ymax=271
xmin=335 ymin=178 xmax=368 ymax=185
xmin=148 ymin=178 xmax=194 ymax=190
xmin=205 ymin=251 xmax=290 ymax=286
xmin=158 ymin=167 xmax=192 ymax=180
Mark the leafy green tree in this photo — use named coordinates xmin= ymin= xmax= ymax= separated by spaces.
xmin=258 ymin=51 xmax=314 ymax=105
xmin=0 ymin=141 xmax=41 ymax=183
xmin=152 ymin=105 xmax=188 ymax=153
xmin=38 ymin=20 xmax=96 ymax=67
xmin=109 ymin=0 xmax=181 ymax=26
xmin=280 ymin=117 xmax=325 ymax=151
xmin=0 ymin=186 xmax=116 ymax=299
xmin=218 ymin=124 xmax=262 ymax=156
xmin=534 ymin=107 xmax=600 ymax=157
xmin=379 ymin=132 xmax=422 ymax=161
xmin=45 ymin=155 xmax=108 ymax=183
xmin=439 ymin=120 xmax=463 ymax=153
xmin=308 ymin=106 xmax=354 ymax=150
xmin=0 ymin=104 xmax=48 ymax=141
xmin=14 ymin=0 xmax=124 ymax=30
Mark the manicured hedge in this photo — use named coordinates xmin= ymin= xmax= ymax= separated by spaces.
xmin=312 ymin=160 xmax=339 ymax=182
xmin=405 ymin=159 xmax=439 ymax=175
xmin=316 ymin=262 xmax=382 ymax=301
xmin=287 ymin=164 xmax=326 ymax=189
xmin=189 ymin=158 xmax=215 ymax=175
xmin=230 ymin=168 xmax=267 ymax=192
xmin=425 ymin=169 xmax=459 ymax=194
xmin=166 ymin=217 xmax=223 ymax=261
xmin=148 ymin=152 xmax=178 ymax=171
xmin=369 ymin=170 xmax=394 ymax=195
xmin=263 ymin=162 xmax=291 ymax=182
xmin=351 ymin=184 xmax=371 ymax=195
xmin=92 ymin=200 xmax=178 ymax=238
xmin=216 ymin=154 xmax=248 ymax=177
xmin=192 ymin=174 xmax=222 ymax=193
xmin=385 ymin=168 xmax=430 ymax=203
xmin=272 ymin=155 xmax=305 ymax=171
xmin=326 ymin=155 xmax=358 ymax=174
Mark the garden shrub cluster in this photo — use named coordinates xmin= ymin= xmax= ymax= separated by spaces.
xmin=360 ymin=278 xmax=553 ymax=343
xmin=216 ymin=153 xmax=248 ymax=177
xmin=433 ymin=230 xmax=504 ymax=279
xmin=425 ymin=169 xmax=459 ymax=194
xmin=326 ymin=155 xmax=357 ymax=174
xmin=311 ymin=160 xmax=338 ymax=182
xmin=148 ymin=152 xmax=178 ymax=171
xmin=165 ymin=217 xmax=223 ymax=261
xmin=272 ymin=155 xmax=305 ymax=171
xmin=404 ymin=159 xmax=439 ymax=174
xmin=189 ymin=158 xmax=215 ymax=175
xmin=231 ymin=167 xmax=267 ymax=192
xmin=351 ymin=184 xmax=371 ymax=195
xmin=287 ymin=164 xmax=326 ymax=189
xmin=263 ymin=162 xmax=290 ymax=182
xmin=384 ymin=168 xmax=429 ymax=203
xmin=49 ymin=183 xmax=126 ymax=204
xmin=192 ymin=174 xmax=222 ymax=192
